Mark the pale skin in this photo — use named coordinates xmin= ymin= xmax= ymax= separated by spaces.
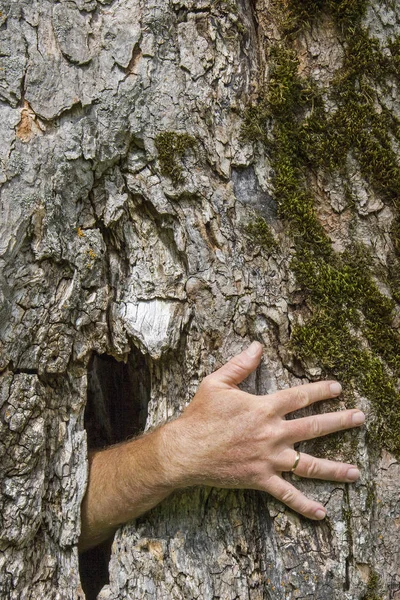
xmin=79 ymin=341 xmax=365 ymax=552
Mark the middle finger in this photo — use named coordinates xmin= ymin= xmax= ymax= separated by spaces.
xmin=285 ymin=409 xmax=365 ymax=443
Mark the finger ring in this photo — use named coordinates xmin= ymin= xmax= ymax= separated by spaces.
xmin=291 ymin=450 xmax=301 ymax=472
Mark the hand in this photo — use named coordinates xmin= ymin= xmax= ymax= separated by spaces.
xmin=162 ymin=341 xmax=365 ymax=520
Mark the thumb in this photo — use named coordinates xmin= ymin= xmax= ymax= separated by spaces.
xmin=210 ymin=341 xmax=263 ymax=387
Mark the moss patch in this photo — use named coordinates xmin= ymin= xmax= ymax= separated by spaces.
xmin=362 ymin=571 xmax=383 ymax=600
xmin=242 ymin=0 xmax=400 ymax=457
xmin=155 ymin=132 xmax=196 ymax=185
xmin=281 ymin=0 xmax=368 ymax=34
xmin=245 ymin=216 xmax=278 ymax=252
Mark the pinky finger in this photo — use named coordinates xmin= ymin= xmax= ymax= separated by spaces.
xmin=265 ymin=475 xmax=327 ymax=520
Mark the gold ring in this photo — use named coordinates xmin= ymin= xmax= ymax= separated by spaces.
xmin=291 ymin=450 xmax=301 ymax=472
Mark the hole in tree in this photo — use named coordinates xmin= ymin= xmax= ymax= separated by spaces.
xmin=79 ymin=348 xmax=151 ymax=600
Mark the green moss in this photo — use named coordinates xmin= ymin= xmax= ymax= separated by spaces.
xmin=391 ymin=215 xmax=400 ymax=258
xmin=365 ymin=482 xmax=375 ymax=511
xmin=281 ymin=0 xmax=368 ymax=34
xmin=245 ymin=217 xmax=278 ymax=252
xmin=213 ymin=0 xmax=239 ymax=14
xmin=242 ymin=46 xmax=332 ymax=257
xmin=299 ymin=29 xmax=400 ymax=207
xmin=235 ymin=20 xmax=246 ymax=35
xmin=388 ymin=35 xmax=400 ymax=72
xmin=291 ymin=245 xmax=400 ymax=373
xmin=154 ymin=132 xmax=196 ymax=185
xmin=291 ymin=309 xmax=400 ymax=455
xmin=242 ymin=2 xmax=400 ymax=458
xmin=362 ymin=571 xmax=383 ymax=600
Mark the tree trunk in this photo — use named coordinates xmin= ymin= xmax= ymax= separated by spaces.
xmin=1 ymin=0 xmax=399 ymax=598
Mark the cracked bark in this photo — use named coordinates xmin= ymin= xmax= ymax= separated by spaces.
xmin=0 ymin=0 xmax=399 ymax=599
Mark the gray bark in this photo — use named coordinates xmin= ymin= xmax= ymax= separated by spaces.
xmin=0 ymin=0 xmax=399 ymax=599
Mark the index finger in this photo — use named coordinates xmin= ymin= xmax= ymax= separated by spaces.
xmin=268 ymin=380 xmax=342 ymax=417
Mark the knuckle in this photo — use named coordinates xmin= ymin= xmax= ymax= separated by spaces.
xmin=336 ymin=463 xmax=348 ymax=479
xmin=200 ymin=374 xmax=215 ymax=391
xmin=247 ymin=463 xmax=263 ymax=483
xmin=294 ymin=387 xmax=309 ymax=409
xmin=261 ymin=399 xmax=278 ymax=421
xmin=254 ymin=406 xmax=271 ymax=430
xmin=310 ymin=416 xmax=322 ymax=437
xmin=339 ymin=411 xmax=352 ymax=430
xmin=300 ymin=503 xmax=313 ymax=516
xmin=336 ymin=466 xmax=346 ymax=480
xmin=275 ymin=418 xmax=287 ymax=439
xmin=229 ymin=358 xmax=249 ymax=377
xmin=306 ymin=458 xmax=320 ymax=478
xmin=342 ymin=413 xmax=350 ymax=429
xmin=281 ymin=488 xmax=296 ymax=505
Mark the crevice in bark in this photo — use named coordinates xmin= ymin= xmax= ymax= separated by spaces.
xmin=10 ymin=366 xmax=39 ymax=375
xmin=343 ymin=485 xmax=354 ymax=592
xmin=84 ymin=349 xmax=150 ymax=448
xmin=79 ymin=347 xmax=151 ymax=599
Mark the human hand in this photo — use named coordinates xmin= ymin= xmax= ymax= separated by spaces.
xmin=162 ymin=341 xmax=365 ymax=520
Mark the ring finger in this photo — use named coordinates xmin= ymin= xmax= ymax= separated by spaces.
xmin=279 ymin=449 xmax=360 ymax=482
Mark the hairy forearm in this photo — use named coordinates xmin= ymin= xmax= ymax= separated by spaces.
xmin=79 ymin=426 xmax=178 ymax=552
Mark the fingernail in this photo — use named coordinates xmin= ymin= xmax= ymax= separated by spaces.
xmin=346 ymin=467 xmax=360 ymax=481
xmin=245 ymin=341 xmax=262 ymax=357
xmin=330 ymin=382 xmax=342 ymax=395
xmin=315 ymin=508 xmax=326 ymax=520
xmin=352 ymin=411 xmax=365 ymax=425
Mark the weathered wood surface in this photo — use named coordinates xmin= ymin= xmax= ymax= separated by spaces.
xmin=0 ymin=0 xmax=399 ymax=598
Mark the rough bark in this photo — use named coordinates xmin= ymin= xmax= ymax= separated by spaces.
xmin=0 ymin=0 xmax=399 ymax=599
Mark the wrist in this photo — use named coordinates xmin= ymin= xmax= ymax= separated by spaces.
xmin=156 ymin=417 xmax=194 ymax=490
